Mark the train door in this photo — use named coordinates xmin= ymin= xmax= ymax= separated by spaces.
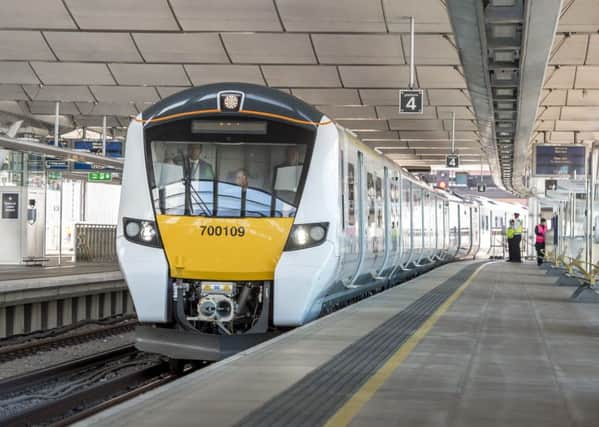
xmin=389 ymin=170 xmax=401 ymax=271
xmin=380 ymin=166 xmax=398 ymax=275
xmin=478 ymin=204 xmax=490 ymax=254
xmin=425 ymin=192 xmax=434 ymax=260
xmin=443 ymin=199 xmax=449 ymax=254
xmin=373 ymin=170 xmax=385 ymax=274
xmin=350 ymin=151 xmax=376 ymax=284
xmin=420 ymin=191 xmax=429 ymax=262
xmin=471 ymin=206 xmax=481 ymax=256
xmin=361 ymin=169 xmax=375 ymax=277
xmin=459 ymin=204 xmax=471 ymax=256
xmin=400 ymin=176 xmax=412 ymax=265
xmin=412 ymin=185 xmax=423 ymax=264
xmin=434 ymin=196 xmax=442 ymax=258
xmin=448 ymin=201 xmax=459 ymax=256
xmin=340 ymin=145 xmax=364 ymax=286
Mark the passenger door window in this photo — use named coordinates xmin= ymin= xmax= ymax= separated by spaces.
xmin=348 ymin=163 xmax=356 ymax=226
xmin=367 ymin=172 xmax=375 ymax=226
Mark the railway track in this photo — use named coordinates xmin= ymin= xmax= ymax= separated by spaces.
xmin=0 ymin=318 xmax=137 ymax=363
xmin=0 ymin=345 xmax=191 ymax=426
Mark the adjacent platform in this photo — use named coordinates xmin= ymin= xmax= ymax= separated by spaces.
xmin=0 ymin=263 xmax=132 ymax=338
xmin=0 ymin=263 xmax=119 ymax=282
xmin=79 ymin=261 xmax=599 ymax=427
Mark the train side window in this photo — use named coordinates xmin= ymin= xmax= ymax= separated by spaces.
xmin=367 ymin=172 xmax=375 ymax=226
xmin=348 ymin=162 xmax=355 ymax=226
xmin=375 ymin=176 xmax=382 ymax=200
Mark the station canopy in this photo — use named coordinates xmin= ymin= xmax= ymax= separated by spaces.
xmin=0 ymin=0 xmax=597 ymax=186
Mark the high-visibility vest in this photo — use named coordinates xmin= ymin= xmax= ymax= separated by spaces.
xmin=535 ymin=224 xmax=546 ymax=243
xmin=506 ymin=227 xmax=515 ymax=239
xmin=514 ymin=218 xmax=523 ymax=234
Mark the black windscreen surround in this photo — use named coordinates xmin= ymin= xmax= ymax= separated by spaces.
xmin=144 ymin=117 xmax=316 ymax=218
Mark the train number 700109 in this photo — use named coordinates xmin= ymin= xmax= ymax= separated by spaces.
xmin=199 ymin=225 xmax=246 ymax=237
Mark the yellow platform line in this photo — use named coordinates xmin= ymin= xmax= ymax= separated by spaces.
xmin=324 ymin=262 xmax=492 ymax=427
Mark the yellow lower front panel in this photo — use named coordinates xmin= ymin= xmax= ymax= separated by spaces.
xmin=156 ymin=215 xmax=294 ymax=281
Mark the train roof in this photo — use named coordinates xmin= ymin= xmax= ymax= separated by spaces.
xmin=141 ymin=83 xmax=324 ymax=129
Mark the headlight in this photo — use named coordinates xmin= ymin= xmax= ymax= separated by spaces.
xmin=140 ymin=222 xmax=157 ymax=242
xmin=125 ymin=221 xmax=141 ymax=238
xmin=291 ymin=227 xmax=310 ymax=246
xmin=309 ymin=224 xmax=326 ymax=241
xmin=123 ymin=217 xmax=161 ymax=248
xmin=284 ymin=222 xmax=329 ymax=251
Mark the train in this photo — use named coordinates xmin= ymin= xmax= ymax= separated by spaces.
xmin=117 ymin=83 xmax=526 ymax=362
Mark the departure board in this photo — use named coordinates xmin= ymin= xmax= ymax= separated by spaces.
xmin=534 ymin=145 xmax=586 ymax=176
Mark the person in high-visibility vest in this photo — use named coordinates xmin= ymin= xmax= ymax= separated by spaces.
xmin=513 ymin=212 xmax=523 ymax=262
xmin=506 ymin=219 xmax=516 ymax=262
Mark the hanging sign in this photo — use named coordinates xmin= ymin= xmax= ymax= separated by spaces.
xmin=534 ymin=145 xmax=586 ymax=176
xmin=2 ymin=193 xmax=19 ymax=219
xmin=88 ymin=172 xmax=112 ymax=182
xmin=446 ymin=154 xmax=460 ymax=168
xmin=46 ymin=159 xmax=68 ymax=170
xmin=399 ymin=89 xmax=424 ymax=114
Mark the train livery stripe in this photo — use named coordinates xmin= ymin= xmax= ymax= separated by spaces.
xmin=324 ymin=261 xmax=492 ymax=427
xmin=156 ymin=215 xmax=294 ymax=281
xmin=135 ymin=109 xmax=333 ymax=126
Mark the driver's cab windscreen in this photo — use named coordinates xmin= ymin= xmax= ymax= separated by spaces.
xmin=145 ymin=118 xmax=315 ymax=218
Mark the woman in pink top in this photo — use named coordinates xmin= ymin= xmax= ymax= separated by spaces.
xmin=535 ymin=218 xmax=547 ymax=266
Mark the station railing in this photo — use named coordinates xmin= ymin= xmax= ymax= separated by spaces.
xmin=74 ymin=223 xmax=117 ymax=263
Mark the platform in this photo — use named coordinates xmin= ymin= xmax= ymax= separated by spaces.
xmin=0 ymin=263 xmax=131 ymax=338
xmin=77 ymin=261 xmax=599 ymax=427
xmin=0 ymin=262 xmax=119 ymax=282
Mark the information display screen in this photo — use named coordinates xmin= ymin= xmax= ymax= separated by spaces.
xmin=191 ymin=120 xmax=267 ymax=135
xmin=2 ymin=193 xmax=19 ymax=219
xmin=534 ymin=145 xmax=586 ymax=176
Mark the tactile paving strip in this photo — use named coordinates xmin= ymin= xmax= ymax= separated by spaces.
xmin=234 ymin=262 xmax=484 ymax=427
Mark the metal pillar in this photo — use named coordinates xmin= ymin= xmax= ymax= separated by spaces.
xmin=409 ymin=16 xmax=415 ymax=89
xmin=102 ymin=116 xmax=107 ymax=157
xmin=54 ymin=102 xmax=60 ymax=147
xmin=58 ymin=179 xmax=63 ymax=265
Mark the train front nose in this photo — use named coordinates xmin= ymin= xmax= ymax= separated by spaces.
xmin=156 ymin=216 xmax=294 ymax=281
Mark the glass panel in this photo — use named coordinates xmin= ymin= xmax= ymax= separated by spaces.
xmin=367 ymin=172 xmax=375 ymax=226
xmin=149 ymin=141 xmax=307 ymax=218
xmin=348 ymin=163 xmax=355 ymax=226
xmin=0 ymin=150 xmax=24 ymax=186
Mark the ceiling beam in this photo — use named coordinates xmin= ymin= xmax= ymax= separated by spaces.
xmin=445 ymin=0 xmax=503 ymax=190
xmin=512 ymin=0 xmax=562 ymax=195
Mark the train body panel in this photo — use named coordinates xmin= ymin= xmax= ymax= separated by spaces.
xmin=117 ymin=120 xmax=170 ymax=323
xmin=156 ymin=215 xmax=294 ymax=281
xmin=274 ymin=120 xmax=341 ymax=326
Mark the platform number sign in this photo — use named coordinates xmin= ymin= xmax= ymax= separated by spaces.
xmin=399 ymin=89 xmax=424 ymax=114
xmin=446 ymin=154 xmax=459 ymax=168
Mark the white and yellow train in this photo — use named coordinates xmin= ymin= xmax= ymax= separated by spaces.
xmin=117 ymin=83 xmax=526 ymax=361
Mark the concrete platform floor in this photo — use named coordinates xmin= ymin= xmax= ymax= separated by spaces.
xmin=347 ymin=262 xmax=599 ymax=427
xmin=78 ymin=261 xmax=599 ymax=427
xmin=0 ymin=262 xmax=119 ymax=282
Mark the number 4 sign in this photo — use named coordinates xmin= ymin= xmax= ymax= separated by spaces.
xmin=399 ymin=89 xmax=424 ymax=114
xmin=446 ymin=154 xmax=460 ymax=168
